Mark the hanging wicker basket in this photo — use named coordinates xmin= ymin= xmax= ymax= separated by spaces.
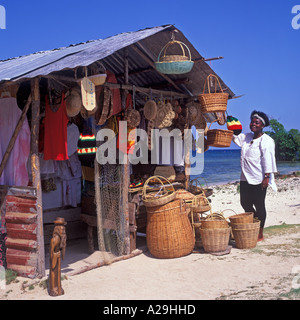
xmin=155 ymin=40 xmax=194 ymax=75
xmin=142 ymin=176 xmax=176 ymax=207
xmin=198 ymin=74 xmax=229 ymax=113
xmin=206 ymin=120 xmax=234 ymax=148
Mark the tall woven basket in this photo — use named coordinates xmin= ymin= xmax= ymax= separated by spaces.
xmin=198 ymin=74 xmax=229 ymax=113
xmin=146 ymin=199 xmax=195 ymax=259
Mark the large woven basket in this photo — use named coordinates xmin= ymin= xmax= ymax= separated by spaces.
xmin=155 ymin=40 xmax=194 ymax=75
xmin=146 ymin=199 xmax=195 ymax=258
xmin=232 ymin=223 xmax=260 ymax=249
xmin=200 ymin=227 xmax=231 ymax=253
xmin=206 ymin=120 xmax=234 ymax=148
xmin=198 ymin=74 xmax=229 ymax=113
xmin=142 ymin=176 xmax=176 ymax=207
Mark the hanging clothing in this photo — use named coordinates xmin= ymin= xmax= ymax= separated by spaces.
xmin=44 ymin=93 xmax=69 ymax=161
xmin=106 ymin=70 xmax=122 ymax=116
xmin=67 ymin=123 xmax=80 ymax=157
xmin=0 ymin=97 xmax=30 ymax=186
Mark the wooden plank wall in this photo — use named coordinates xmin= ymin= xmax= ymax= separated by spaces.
xmin=5 ymin=195 xmax=39 ymax=278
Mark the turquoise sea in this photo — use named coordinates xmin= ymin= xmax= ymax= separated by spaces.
xmin=190 ymin=149 xmax=300 ymax=186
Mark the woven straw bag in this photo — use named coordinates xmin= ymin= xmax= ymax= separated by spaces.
xmin=198 ymin=74 xmax=229 ymax=113
xmin=142 ymin=176 xmax=176 ymax=207
xmin=190 ymin=194 xmax=211 ymax=214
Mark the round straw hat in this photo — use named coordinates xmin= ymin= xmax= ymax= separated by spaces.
xmin=144 ymin=100 xmax=157 ymax=120
xmin=66 ymin=87 xmax=83 ymax=117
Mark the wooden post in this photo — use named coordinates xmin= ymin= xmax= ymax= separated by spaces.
xmin=30 ymin=77 xmax=45 ymax=277
xmin=123 ymin=48 xmax=130 ymax=255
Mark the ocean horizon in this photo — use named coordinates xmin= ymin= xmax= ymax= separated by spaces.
xmin=190 ymin=149 xmax=300 ymax=186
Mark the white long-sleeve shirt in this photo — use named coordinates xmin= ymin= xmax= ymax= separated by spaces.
xmin=233 ymin=132 xmax=277 ymax=191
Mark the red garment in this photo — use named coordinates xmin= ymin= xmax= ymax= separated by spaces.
xmin=106 ymin=70 xmax=122 ymax=115
xmin=44 ymin=93 xmax=69 ymax=160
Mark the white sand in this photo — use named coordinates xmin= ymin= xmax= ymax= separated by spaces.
xmin=1 ymin=176 xmax=300 ymax=300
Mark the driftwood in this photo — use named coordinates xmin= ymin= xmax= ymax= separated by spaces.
xmin=64 ymin=249 xmax=144 ymax=277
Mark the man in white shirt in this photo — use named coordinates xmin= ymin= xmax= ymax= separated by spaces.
xmin=233 ymin=110 xmax=277 ymax=241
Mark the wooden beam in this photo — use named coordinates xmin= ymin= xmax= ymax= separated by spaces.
xmin=0 ymin=95 xmax=32 ymax=179
xmin=104 ymin=82 xmax=188 ymax=99
xmin=30 ymin=77 xmax=45 ymax=278
xmin=194 ymin=56 xmax=224 ymax=63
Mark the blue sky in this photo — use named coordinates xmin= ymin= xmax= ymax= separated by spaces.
xmin=0 ymin=0 xmax=299 ymax=138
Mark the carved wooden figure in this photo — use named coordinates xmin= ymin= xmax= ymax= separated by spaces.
xmin=49 ymin=217 xmax=67 ymax=296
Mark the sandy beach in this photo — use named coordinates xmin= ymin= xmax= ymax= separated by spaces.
xmin=1 ymin=174 xmax=300 ymax=301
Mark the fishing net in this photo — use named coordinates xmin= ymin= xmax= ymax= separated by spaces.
xmin=94 ymin=162 xmax=128 ymax=261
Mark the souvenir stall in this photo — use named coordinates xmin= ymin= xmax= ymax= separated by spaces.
xmin=0 ymin=24 xmax=241 ymax=279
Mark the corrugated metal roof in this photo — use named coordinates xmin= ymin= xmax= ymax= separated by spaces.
xmin=0 ymin=25 xmax=171 ymax=81
xmin=0 ymin=25 xmax=235 ymax=98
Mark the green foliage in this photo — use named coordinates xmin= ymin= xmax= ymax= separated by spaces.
xmin=5 ymin=269 xmax=18 ymax=285
xmin=265 ymin=119 xmax=300 ymax=161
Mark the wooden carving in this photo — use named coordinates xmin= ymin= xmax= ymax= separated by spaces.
xmin=49 ymin=217 xmax=67 ymax=296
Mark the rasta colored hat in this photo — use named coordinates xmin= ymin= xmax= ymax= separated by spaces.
xmin=226 ymin=115 xmax=242 ymax=135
